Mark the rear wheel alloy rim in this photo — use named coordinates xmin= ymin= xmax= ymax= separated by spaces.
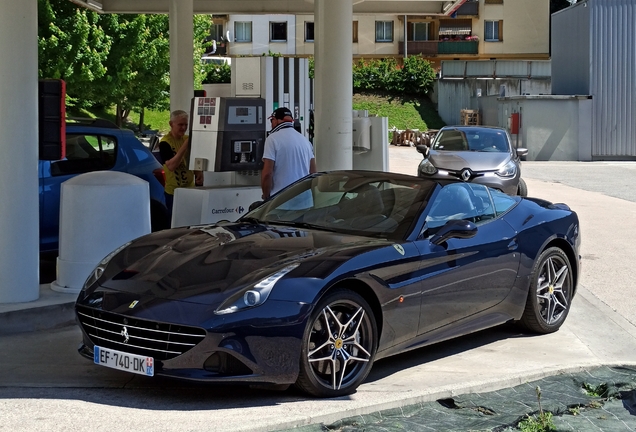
xmin=536 ymin=256 xmax=570 ymax=325
xmin=307 ymin=300 xmax=372 ymax=391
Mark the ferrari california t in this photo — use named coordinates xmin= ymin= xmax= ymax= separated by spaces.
xmin=75 ymin=170 xmax=580 ymax=397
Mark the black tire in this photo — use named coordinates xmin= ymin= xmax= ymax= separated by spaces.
xmin=519 ymin=247 xmax=573 ymax=334
xmin=295 ymin=289 xmax=378 ymax=397
xmin=517 ymin=178 xmax=528 ymax=197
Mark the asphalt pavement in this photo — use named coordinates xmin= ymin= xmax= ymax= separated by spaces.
xmin=1 ymin=147 xmax=636 ymax=431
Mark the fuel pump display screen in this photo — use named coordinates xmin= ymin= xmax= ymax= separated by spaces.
xmin=228 ymin=106 xmax=257 ymax=125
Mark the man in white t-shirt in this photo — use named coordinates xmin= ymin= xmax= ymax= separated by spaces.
xmin=261 ymin=107 xmax=316 ymax=201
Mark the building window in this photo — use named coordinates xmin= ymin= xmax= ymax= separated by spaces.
xmin=353 ymin=21 xmax=359 ymax=43
xmin=375 ymin=21 xmax=393 ymax=42
xmin=270 ymin=22 xmax=287 ymax=42
xmin=484 ymin=20 xmax=503 ymax=42
xmin=235 ymin=21 xmax=252 ymax=42
xmin=305 ymin=22 xmax=314 ymax=42
xmin=411 ymin=22 xmax=429 ymax=41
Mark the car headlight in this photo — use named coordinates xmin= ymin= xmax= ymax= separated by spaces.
xmin=83 ymin=241 xmax=132 ymax=290
xmin=215 ymin=263 xmax=300 ymax=315
xmin=419 ymin=159 xmax=437 ymax=175
xmin=496 ymin=160 xmax=517 ymax=178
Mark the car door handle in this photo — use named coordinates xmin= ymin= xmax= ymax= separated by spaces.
xmin=507 ymin=239 xmax=518 ymax=251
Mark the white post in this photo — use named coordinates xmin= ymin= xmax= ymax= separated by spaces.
xmin=0 ymin=0 xmax=39 ymax=303
xmin=314 ymin=0 xmax=353 ymax=171
xmin=404 ymin=15 xmax=408 ymax=59
xmin=169 ymin=0 xmax=194 ymax=113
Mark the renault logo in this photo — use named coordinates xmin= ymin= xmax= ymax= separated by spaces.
xmin=121 ymin=326 xmax=130 ymax=344
xmin=460 ymin=169 xmax=472 ymax=181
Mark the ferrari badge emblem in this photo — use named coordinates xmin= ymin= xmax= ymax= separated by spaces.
xmin=129 ymin=300 xmax=139 ymax=309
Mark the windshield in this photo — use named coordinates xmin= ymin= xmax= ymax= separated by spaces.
xmin=245 ymin=172 xmax=434 ymax=240
xmin=432 ymin=128 xmax=510 ymax=153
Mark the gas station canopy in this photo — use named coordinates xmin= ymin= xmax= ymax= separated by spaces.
xmin=71 ymin=0 xmax=465 ymax=15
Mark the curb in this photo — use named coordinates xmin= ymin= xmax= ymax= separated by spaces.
xmin=0 ymin=285 xmax=76 ymax=335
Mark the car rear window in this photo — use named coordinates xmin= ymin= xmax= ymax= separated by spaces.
xmin=50 ymin=134 xmax=117 ymax=176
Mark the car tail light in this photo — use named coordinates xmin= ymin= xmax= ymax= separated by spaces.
xmin=153 ymin=168 xmax=165 ymax=187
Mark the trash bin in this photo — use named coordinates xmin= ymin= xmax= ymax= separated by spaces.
xmin=50 ymin=171 xmax=151 ymax=294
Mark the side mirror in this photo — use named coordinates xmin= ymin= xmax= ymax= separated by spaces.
xmin=248 ymin=200 xmax=264 ymax=212
xmin=431 ymin=219 xmax=478 ymax=246
xmin=416 ymin=145 xmax=430 ymax=158
xmin=516 ymin=147 xmax=528 ymax=161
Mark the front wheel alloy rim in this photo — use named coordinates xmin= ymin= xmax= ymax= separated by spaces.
xmin=307 ymin=300 xmax=373 ymax=391
xmin=536 ymin=255 xmax=570 ymax=325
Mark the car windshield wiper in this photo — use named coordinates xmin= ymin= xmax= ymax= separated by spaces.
xmin=239 ymin=217 xmax=261 ymax=224
xmin=267 ymin=220 xmax=340 ymax=233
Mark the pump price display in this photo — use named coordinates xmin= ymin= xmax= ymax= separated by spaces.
xmin=94 ymin=345 xmax=154 ymax=376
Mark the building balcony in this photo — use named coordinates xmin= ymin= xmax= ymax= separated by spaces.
xmin=399 ymin=40 xmax=478 ymax=56
xmin=438 ymin=41 xmax=478 ymax=54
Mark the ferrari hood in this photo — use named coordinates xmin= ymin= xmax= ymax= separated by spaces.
xmin=428 ymin=151 xmax=510 ymax=172
xmin=94 ymin=222 xmax=389 ymax=305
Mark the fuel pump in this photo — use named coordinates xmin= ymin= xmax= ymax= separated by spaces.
xmin=171 ymin=57 xmax=312 ymax=228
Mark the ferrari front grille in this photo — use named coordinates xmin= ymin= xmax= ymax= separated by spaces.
xmin=76 ymin=305 xmax=206 ymax=361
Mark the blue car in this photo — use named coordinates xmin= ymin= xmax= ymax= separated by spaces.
xmin=75 ymin=170 xmax=580 ymax=397
xmin=39 ymin=118 xmax=169 ymax=252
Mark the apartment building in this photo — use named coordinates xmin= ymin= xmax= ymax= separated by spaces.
xmin=213 ymin=0 xmax=549 ymax=68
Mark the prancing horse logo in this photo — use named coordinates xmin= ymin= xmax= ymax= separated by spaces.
xmin=121 ymin=326 xmax=130 ymax=344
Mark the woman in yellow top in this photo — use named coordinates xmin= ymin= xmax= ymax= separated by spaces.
xmin=159 ymin=110 xmax=201 ymax=219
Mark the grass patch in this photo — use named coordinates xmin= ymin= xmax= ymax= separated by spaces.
xmin=353 ymin=92 xmax=445 ymax=132
xmin=127 ymin=110 xmax=171 ymax=134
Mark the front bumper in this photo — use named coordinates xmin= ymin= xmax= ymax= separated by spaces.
xmin=418 ymin=167 xmax=520 ymax=195
xmin=76 ymin=297 xmax=311 ymax=385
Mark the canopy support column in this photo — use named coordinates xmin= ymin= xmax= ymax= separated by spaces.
xmin=314 ymin=0 xmax=353 ymax=171
xmin=169 ymin=0 xmax=194 ymax=113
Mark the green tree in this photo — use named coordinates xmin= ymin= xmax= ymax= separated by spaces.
xmin=38 ymin=0 xmax=111 ymax=109
xmin=39 ymin=0 xmax=213 ymax=128
xmin=92 ymin=13 xmax=171 ymax=127
xmin=193 ymin=15 xmax=216 ymax=90
xmin=95 ymin=13 xmax=212 ymax=128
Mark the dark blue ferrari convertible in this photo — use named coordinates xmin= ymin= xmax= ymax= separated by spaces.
xmin=75 ymin=170 xmax=581 ymax=397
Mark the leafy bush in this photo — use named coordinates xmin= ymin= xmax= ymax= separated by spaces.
xmin=353 ymin=56 xmax=435 ymax=97
xmin=202 ymin=63 xmax=231 ymax=84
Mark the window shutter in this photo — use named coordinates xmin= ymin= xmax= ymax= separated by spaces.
xmin=498 ymin=20 xmax=504 ymax=41
xmin=353 ymin=21 xmax=358 ymax=43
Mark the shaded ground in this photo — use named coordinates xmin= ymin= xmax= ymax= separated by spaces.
xmin=287 ymin=366 xmax=636 ymax=432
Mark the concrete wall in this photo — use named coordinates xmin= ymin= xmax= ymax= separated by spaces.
xmin=479 ymin=0 xmax=550 ymax=56
xmin=498 ymin=96 xmax=592 ymax=161
xmin=438 ymin=78 xmax=551 ymax=125
xmin=295 ymin=14 xmax=399 ymax=57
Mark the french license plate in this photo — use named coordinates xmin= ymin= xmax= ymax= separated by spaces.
xmin=94 ymin=345 xmax=154 ymax=376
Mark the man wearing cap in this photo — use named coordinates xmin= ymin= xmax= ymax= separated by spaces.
xmin=261 ymin=107 xmax=316 ymax=200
